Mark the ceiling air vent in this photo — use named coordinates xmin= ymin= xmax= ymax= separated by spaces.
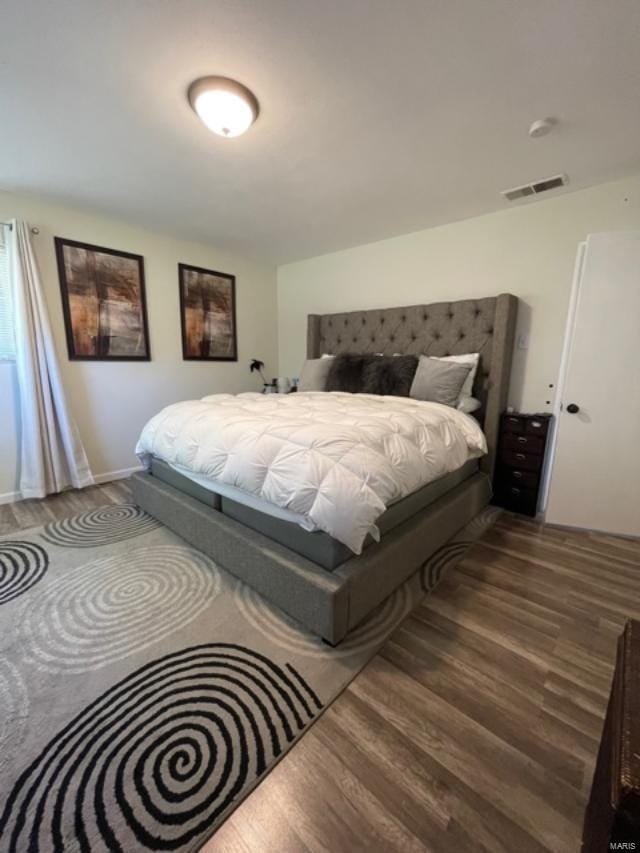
xmin=502 ymin=174 xmax=567 ymax=202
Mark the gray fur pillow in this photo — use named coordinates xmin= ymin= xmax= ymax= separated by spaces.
xmin=362 ymin=355 xmax=418 ymax=396
xmin=325 ymin=354 xmax=371 ymax=393
xmin=326 ymin=354 xmax=418 ymax=396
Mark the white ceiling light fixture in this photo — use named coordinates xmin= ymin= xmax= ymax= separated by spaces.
xmin=188 ymin=76 xmax=259 ymax=139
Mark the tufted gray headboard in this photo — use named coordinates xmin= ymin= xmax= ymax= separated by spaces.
xmin=307 ymin=293 xmax=518 ymax=476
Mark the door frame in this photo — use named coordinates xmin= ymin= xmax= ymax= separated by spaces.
xmin=538 ymin=240 xmax=586 ymax=514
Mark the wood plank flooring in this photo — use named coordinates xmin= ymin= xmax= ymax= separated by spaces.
xmin=0 ymin=479 xmax=133 ymax=535
xmin=4 ymin=482 xmax=639 ymax=852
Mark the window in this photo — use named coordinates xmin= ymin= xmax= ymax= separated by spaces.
xmin=0 ymin=227 xmax=15 ymax=361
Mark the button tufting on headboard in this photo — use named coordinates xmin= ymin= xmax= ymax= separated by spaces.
xmin=306 ymin=294 xmax=518 ymax=478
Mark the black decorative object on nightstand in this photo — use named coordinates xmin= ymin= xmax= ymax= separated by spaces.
xmin=492 ymin=412 xmax=553 ymax=517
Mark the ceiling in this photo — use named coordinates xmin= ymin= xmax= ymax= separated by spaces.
xmin=2 ymin=0 xmax=640 ymax=263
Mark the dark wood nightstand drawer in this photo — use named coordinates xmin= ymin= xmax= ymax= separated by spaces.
xmin=495 ymin=485 xmax=538 ymax=517
xmin=500 ymin=447 xmax=542 ymax=471
xmin=496 ymin=465 xmax=539 ymax=489
xmin=504 ymin=433 xmax=545 ymax=454
xmin=526 ymin=417 xmax=549 ymax=436
xmin=503 ymin=415 xmax=526 ymax=434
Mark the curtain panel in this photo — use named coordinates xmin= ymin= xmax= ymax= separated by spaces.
xmin=9 ymin=220 xmax=93 ymax=498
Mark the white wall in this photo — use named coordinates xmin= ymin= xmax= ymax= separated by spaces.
xmin=278 ymin=174 xmax=640 ymax=413
xmin=0 ymin=191 xmax=277 ymax=499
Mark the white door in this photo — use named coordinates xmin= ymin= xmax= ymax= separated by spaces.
xmin=546 ymin=232 xmax=640 ymax=537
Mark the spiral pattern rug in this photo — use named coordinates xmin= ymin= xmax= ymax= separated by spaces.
xmin=0 ymin=503 xmax=498 ymax=852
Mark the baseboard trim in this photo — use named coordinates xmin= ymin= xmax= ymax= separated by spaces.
xmin=93 ymin=465 xmax=143 ymax=485
xmin=0 ymin=466 xmax=143 ymax=506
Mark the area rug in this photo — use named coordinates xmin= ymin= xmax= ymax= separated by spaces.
xmin=0 ymin=503 xmax=499 ymax=852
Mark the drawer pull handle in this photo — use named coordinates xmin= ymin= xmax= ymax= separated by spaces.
xmin=515 ymin=453 xmax=526 ymax=460
xmin=508 ymin=417 xmax=519 ymax=424
xmin=510 ymin=487 xmax=521 ymax=495
xmin=517 ymin=436 xmax=527 ymax=444
xmin=531 ymin=420 xmax=542 ymax=428
xmin=513 ymin=471 xmax=522 ymax=478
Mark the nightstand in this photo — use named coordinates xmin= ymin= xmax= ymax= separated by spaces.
xmin=493 ymin=412 xmax=553 ymax=517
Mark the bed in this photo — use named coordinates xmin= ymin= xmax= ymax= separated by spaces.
xmin=131 ymin=293 xmax=518 ymax=643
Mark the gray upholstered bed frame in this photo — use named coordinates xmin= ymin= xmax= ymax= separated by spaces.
xmin=308 ymin=293 xmax=517 ymax=477
xmin=132 ymin=293 xmax=518 ymax=643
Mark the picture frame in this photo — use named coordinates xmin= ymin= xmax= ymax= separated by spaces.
xmin=54 ymin=237 xmax=150 ymax=361
xmin=178 ymin=263 xmax=237 ymax=361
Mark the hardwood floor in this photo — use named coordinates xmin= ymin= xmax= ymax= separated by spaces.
xmin=4 ymin=482 xmax=639 ymax=852
xmin=0 ymin=479 xmax=133 ymax=535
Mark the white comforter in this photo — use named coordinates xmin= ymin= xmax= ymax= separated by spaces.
xmin=136 ymin=392 xmax=487 ymax=553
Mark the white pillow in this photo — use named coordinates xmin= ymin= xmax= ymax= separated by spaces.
xmin=298 ymin=358 xmax=333 ymax=391
xmin=457 ymin=396 xmax=482 ymax=414
xmin=431 ymin=353 xmax=480 ymax=408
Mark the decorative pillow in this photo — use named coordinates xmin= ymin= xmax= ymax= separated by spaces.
xmin=326 ymin=354 xmax=418 ymax=396
xmin=325 ymin=354 xmax=374 ymax=393
xmin=324 ymin=352 xmax=383 ymax=357
xmin=298 ymin=357 xmax=334 ymax=391
xmin=409 ymin=355 xmax=472 ymax=407
xmin=431 ymin=353 xmax=480 ymax=406
xmin=457 ymin=396 xmax=482 ymax=414
xmin=361 ymin=355 xmax=418 ymax=396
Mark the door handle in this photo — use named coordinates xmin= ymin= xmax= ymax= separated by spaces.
xmin=566 ymin=403 xmax=580 ymax=414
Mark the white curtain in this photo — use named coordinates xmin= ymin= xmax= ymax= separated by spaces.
xmin=9 ymin=220 xmax=94 ymax=498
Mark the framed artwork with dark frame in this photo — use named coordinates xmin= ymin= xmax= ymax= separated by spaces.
xmin=54 ymin=237 xmax=150 ymax=361
xmin=178 ymin=263 xmax=237 ymax=361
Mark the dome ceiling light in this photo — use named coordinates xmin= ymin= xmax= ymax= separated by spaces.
xmin=188 ymin=76 xmax=259 ymax=139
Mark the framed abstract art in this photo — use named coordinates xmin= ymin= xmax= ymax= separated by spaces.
xmin=54 ymin=237 xmax=150 ymax=361
xmin=178 ymin=263 xmax=237 ymax=361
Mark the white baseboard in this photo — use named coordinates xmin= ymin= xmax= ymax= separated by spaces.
xmin=0 ymin=465 xmax=143 ymax=506
xmin=92 ymin=465 xmax=143 ymax=485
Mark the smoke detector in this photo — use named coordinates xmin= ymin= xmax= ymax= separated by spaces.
xmin=529 ymin=117 xmax=556 ymax=138
xmin=501 ymin=174 xmax=568 ymax=202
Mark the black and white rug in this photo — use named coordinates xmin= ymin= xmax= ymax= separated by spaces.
xmin=0 ymin=504 xmax=499 ymax=852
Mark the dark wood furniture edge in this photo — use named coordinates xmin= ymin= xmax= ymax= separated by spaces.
xmin=582 ymin=619 xmax=640 ymax=850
